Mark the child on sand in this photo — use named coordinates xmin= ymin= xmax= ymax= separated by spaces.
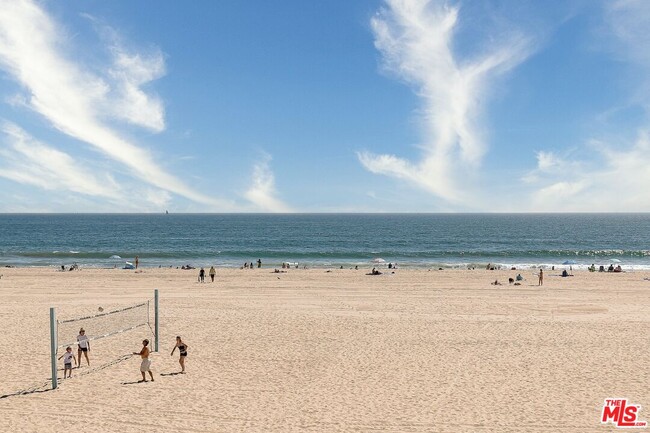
xmin=58 ymin=347 xmax=76 ymax=378
xmin=170 ymin=336 xmax=189 ymax=373
xmin=133 ymin=339 xmax=154 ymax=382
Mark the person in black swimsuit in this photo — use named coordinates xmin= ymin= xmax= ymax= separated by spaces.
xmin=171 ymin=336 xmax=189 ymax=373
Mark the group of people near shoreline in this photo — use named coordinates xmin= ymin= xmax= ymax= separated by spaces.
xmin=59 ymin=328 xmax=189 ymax=382
xmin=197 ymin=266 xmax=216 ymax=283
xmin=588 ymin=263 xmax=623 ymax=272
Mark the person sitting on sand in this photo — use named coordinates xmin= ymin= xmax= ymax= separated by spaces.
xmin=588 ymin=264 xmax=596 ymax=272
xmin=608 ymin=264 xmax=614 ymax=272
xmin=516 ymin=273 xmax=523 ymax=281
xmin=562 ymin=269 xmax=570 ymax=277
xmin=614 ymin=265 xmax=622 ymax=273
xmin=491 ymin=280 xmax=502 ymax=285
xmin=171 ymin=336 xmax=188 ymax=373
xmin=133 ymin=339 xmax=154 ymax=382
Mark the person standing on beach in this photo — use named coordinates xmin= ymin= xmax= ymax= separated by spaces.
xmin=76 ymin=328 xmax=90 ymax=367
xmin=257 ymin=259 xmax=262 ymax=268
xmin=209 ymin=266 xmax=216 ymax=282
xmin=133 ymin=339 xmax=154 ymax=382
xmin=170 ymin=336 xmax=189 ymax=373
xmin=135 ymin=256 xmax=139 ymax=269
xmin=538 ymin=268 xmax=544 ymax=286
xmin=58 ymin=347 xmax=76 ymax=378
xmin=199 ymin=267 xmax=205 ymax=283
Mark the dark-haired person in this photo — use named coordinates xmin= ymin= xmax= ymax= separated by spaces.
xmin=133 ymin=339 xmax=154 ymax=382
xmin=171 ymin=336 xmax=189 ymax=373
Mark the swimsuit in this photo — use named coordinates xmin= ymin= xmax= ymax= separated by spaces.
xmin=179 ymin=344 xmax=187 ymax=357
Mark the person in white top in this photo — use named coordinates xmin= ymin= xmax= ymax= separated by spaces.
xmin=58 ymin=346 xmax=76 ymax=378
xmin=77 ymin=328 xmax=90 ymax=367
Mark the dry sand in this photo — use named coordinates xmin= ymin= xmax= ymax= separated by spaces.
xmin=0 ymin=266 xmax=648 ymax=432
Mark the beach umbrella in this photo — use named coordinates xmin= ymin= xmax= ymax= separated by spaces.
xmin=372 ymin=258 xmax=386 ymax=263
xmin=562 ymin=260 xmax=577 ymax=265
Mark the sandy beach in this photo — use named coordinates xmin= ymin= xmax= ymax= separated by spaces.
xmin=0 ymin=266 xmax=648 ymax=432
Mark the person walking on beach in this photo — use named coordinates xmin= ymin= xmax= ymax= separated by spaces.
xmin=135 ymin=256 xmax=139 ymax=269
xmin=76 ymin=328 xmax=90 ymax=367
xmin=209 ymin=266 xmax=216 ymax=282
xmin=58 ymin=347 xmax=76 ymax=379
xmin=538 ymin=268 xmax=544 ymax=286
xmin=257 ymin=259 xmax=262 ymax=268
xmin=170 ymin=336 xmax=189 ymax=373
xmin=199 ymin=267 xmax=205 ymax=283
xmin=133 ymin=339 xmax=154 ymax=382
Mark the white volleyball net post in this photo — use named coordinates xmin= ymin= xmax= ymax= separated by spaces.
xmin=49 ymin=289 xmax=159 ymax=390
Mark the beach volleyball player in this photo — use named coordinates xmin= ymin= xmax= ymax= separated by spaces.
xmin=134 ymin=339 xmax=154 ymax=382
xmin=77 ymin=328 xmax=90 ymax=367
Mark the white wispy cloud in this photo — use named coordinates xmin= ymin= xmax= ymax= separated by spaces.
xmin=604 ymin=0 xmax=650 ymax=65
xmin=107 ymin=47 xmax=166 ymax=132
xmin=359 ymin=0 xmax=532 ymax=205
xmin=0 ymin=0 xmax=233 ymax=209
xmin=244 ymin=155 xmax=291 ymax=212
xmin=0 ymin=122 xmax=121 ymax=199
xmin=523 ymin=133 xmax=650 ymax=211
xmin=522 ymin=0 xmax=650 ymax=211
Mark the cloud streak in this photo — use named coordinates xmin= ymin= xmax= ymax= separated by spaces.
xmin=244 ymin=156 xmax=292 ymax=212
xmin=360 ymin=0 xmax=532 ymax=205
xmin=0 ymin=122 xmax=121 ymax=199
xmin=522 ymin=133 xmax=650 ymax=211
xmin=522 ymin=0 xmax=650 ymax=211
xmin=0 ymin=0 xmax=233 ymax=209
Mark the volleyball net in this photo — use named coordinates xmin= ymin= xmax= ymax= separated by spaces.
xmin=0 ymin=290 xmax=159 ymax=399
xmin=56 ymin=301 xmax=151 ymax=352
xmin=49 ymin=289 xmax=159 ymax=390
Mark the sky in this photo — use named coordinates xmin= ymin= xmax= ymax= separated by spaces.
xmin=0 ymin=0 xmax=649 ymax=212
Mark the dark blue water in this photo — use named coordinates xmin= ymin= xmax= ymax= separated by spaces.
xmin=1 ymin=214 xmax=649 ymax=269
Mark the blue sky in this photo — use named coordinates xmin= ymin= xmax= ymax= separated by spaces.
xmin=0 ymin=0 xmax=649 ymax=212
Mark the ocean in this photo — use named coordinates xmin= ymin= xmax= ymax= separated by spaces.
xmin=1 ymin=213 xmax=650 ymax=269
